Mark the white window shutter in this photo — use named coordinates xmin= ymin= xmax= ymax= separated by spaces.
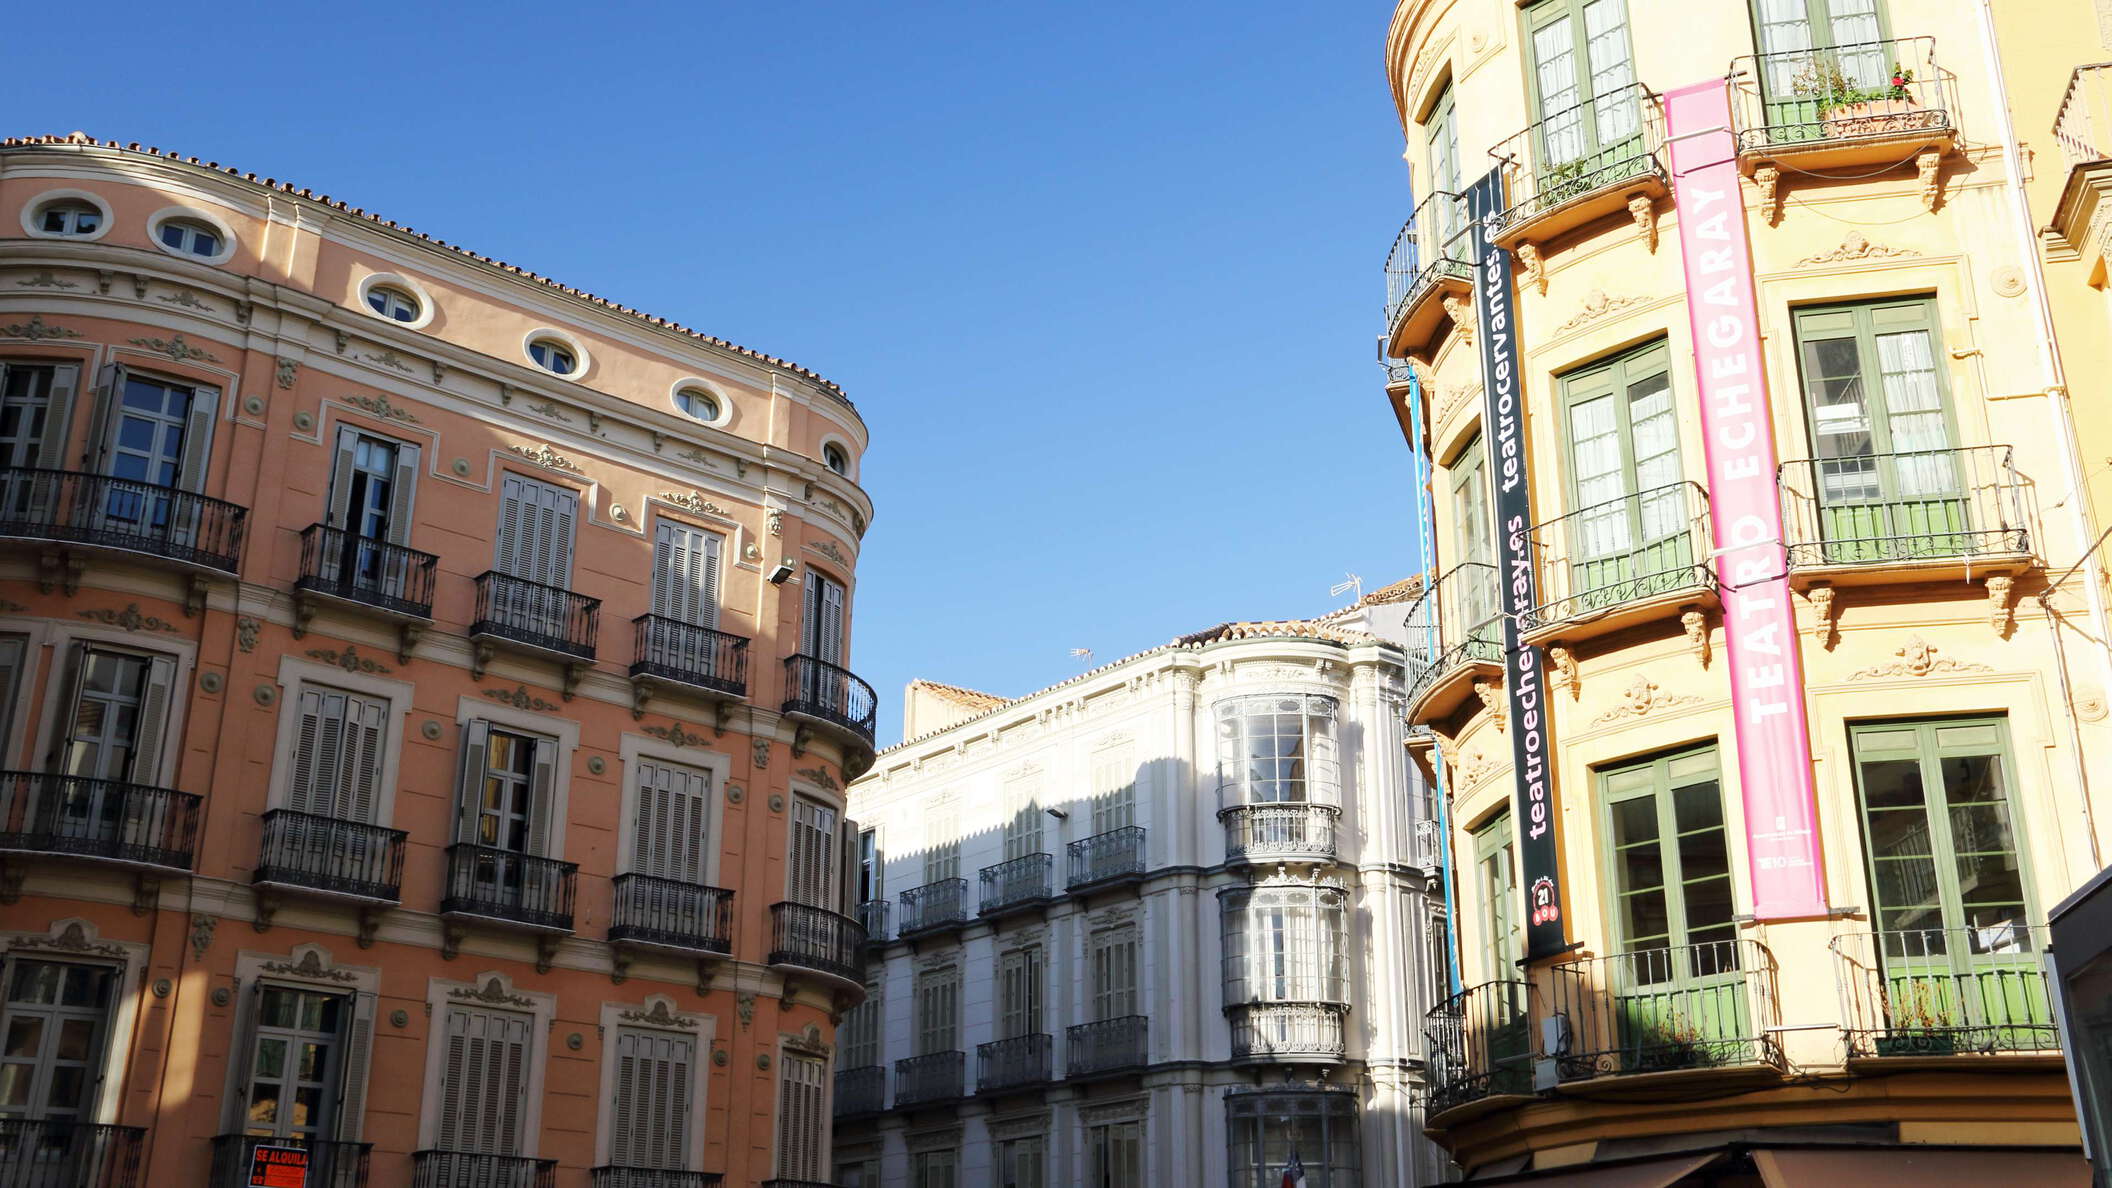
xmin=633 ymin=760 xmax=710 ymax=884
xmin=327 ymin=428 xmax=361 ymax=529
xmin=386 ymin=442 xmax=420 ymax=545
xmin=177 ymin=385 xmax=219 ymax=492
xmin=453 ymin=721 xmax=491 ymax=844
xmin=35 ymin=364 xmax=77 ymax=468
xmin=129 ymin=654 xmax=179 ymax=784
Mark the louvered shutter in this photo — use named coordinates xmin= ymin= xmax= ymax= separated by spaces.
xmin=527 ymin=737 xmax=557 ymax=857
xmin=342 ymin=695 xmax=386 ymax=824
xmin=288 ymin=689 xmax=328 ymax=815
xmin=776 ymin=1052 xmax=826 ymax=1180
xmin=612 ymin=1027 xmax=694 ymax=1170
xmin=334 ymin=991 xmax=375 ymax=1142
xmin=326 ymin=428 xmax=361 ymax=529
xmin=818 ymin=577 xmax=845 ymax=665
xmin=0 ymin=636 xmax=27 ymax=767
xmin=652 ymin=521 xmax=720 ymax=628
xmin=42 ymin=644 xmax=87 ymax=770
xmin=85 ymin=363 xmax=126 ymax=471
xmin=223 ymin=980 xmax=264 ymax=1134
xmin=788 ymin=797 xmax=837 ymax=907
xmin=128 ymin=654 xmax=179 ymax=784
xmin=33 ymin=364 xmax=76 ymax=468
xmin=177 ymin=385 xmax=219 ymax=492
xmin=453 ymin=721 xmax=491 ymax=844
xmin=438 ymin=1006 xmax=532 ymax=1155
xmin=838 ymin=817 xmax=860 ymax=917
xmin=633 ymin=760 xmax=711 ymax=884
xmin=386 ymin=443 xmax=419 ymax=545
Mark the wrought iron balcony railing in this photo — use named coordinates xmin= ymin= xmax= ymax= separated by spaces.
xmin=894 ymin=1051 xmax=966 ymax=1107
xmin=440 ymin=843 xmax=577 ymax=932
xmin=1732 ymin=35 xmax=1952 ymax=154
xmin=978 ymin=852 xmax=1054 ymax=917
xmin=1488 ymin=83 xmax=1665 ymax=239
xmin=0 ymin=770 xmax=200 ymax=871
xmin=1544 ymin=939 xmax=1783 ymax=1080
xmin=768 ymin=902 xmax=865 ymax=983
xmin=760 ymin=1182 xmax=839 ymax=1188
xmin=1066 ymin=825 xmax=1146 ymax=891
xmin=1219 ymin=802 xmax=1340 ymax=865
xmin=2055 ymin=62 xmax=2112 ymax=168
xmin=898 ymin=878 xmax=969 ymax=938
xmin=834 ymin=1064 xmax=886 ymax=1117
xmin=1520 ymin=481 xmax=1713 ymax=632
xmin=1425 ymin=979 xmax=1534 ymax=1115
xmin=977 ymin=1033 xmax=1052 ymax=1092
xmin=590 ymin=1170 xmax=723 ymax=1188
xmin=1778 ymin=445 xmax=2032 ymax=569
xmin=1067 ymin=1015 xmax=1148 ymax=1078
xmin=254 ymin=809 xmax=407 ymax=903
xmin=1383 ymin=190 xmax=1474 ymax=346
xmin=210 ymin=1135 xmax=371 ymax=1188
xmin=411 ymin=1151 xmax=557 ymax=1188
xmin=631 ymin=615 xmax=748 ymax=698
xmin=781 ymin=655 xmax=876 ymax=747
xmin=0 ymin=466 xmax=247 ymax=573
xmin=854 ymin=898 xmax=891 ymax=944
xmin=1832 ymin=925 xmax=2059 ymax=1057
xmin=296 ymin=523 xmax=436 ymax=620
xmin=609 ymin=874 xmax=732 ymax=954
xmin=1402 ymin=561 xmax=1503 ymax=709
xmin=0 ymin=1119 xmax=145 ymax=1188
xmin=1227 ymin=1001 xmax=1348 ymax=1063
xmin=471 ymin=571 xmax=599 ymax=660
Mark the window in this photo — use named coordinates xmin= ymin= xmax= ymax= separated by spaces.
xmin=925 ymin=839 xmax=960 ymax=884
xmin=630 ymin=758 xmax=713 ymax=884
xmin=856 ymin=829 xmax=880 ymax=904
xmin=650 ymin=520 xmax=722 ymax=630
xmin=609 ymin=1027 xmax=695 ymax=1171
xmin=527 ymin=338 xmax=576 ymax=375
xmin=912 ymin=1149 xmax=960 ymax=1188
xmin=328 ymin=428 xmax=418 ymax=545
xmin=997 ymin=1135 xmax=1045 ymax=1188
xmin=1220 ymin=884 xmax=1349 ymax=1005
xmin=286 ymin=686 xmax=387 ymax=822
xmin=1086 ymin=1119 xmax=1143 ymax=1188
xmin=841 ymin=977 xmax=882 ymax=1070
xmin=1473 ymin=811 xmax=1520 ymax=980
xmin=0 ymin=959 xmax=118 ymax=1127
xmin=915 ymin=967 xmax=960 ymax=1056
xmin=435 ymin=1006 xmax=533 ymax=1155
xmin=0 ymin=635 xmax=26 ymax=765
xmin=452 ymin=722 xmax=560 ymax=914
xmin=365 ymin=286 xmax=420 ymax=323
xmin=36 ymin=201 xmax=100 ymax=237
xmin=1004 ymin=773 xmax=1043 ymax=859
xmin=239 ymin=985 xmax=347 ymax=1144
xmin=1523 ymin=0 xmax=1641 ymax=168
xmin=777 ymin=1051 xmax=828 ymax=1179
xmin=673 ymin=388 xmax=721 ymax=423
xmin=787 ymin=795 xmax=838 ymax=908
xmin=1426 ymin=908 xmax=1453 ymax=1010
xmin=493 ymin=472 xmax=580 ymax=637
xmin=1424 ymin=82 xmax=1464 ymax=250
xmin=1600 ymin=745 xmax=1735 ymax=966
xmin=1090 ymin=744 xmax=1136 ymax=834
xmin=55 ymin=645 xmax=178 ymax=785
xmin=998 ymin=946 xmax=1044 ymax=1039
xmin=158 ymin=218 xmax=223 ymax=259
xmin=1215 ymin=695 xmax=1339 ymax=804
xmin=1752 ymin=0 xmax=1891 ymax=104
xmin=823 ymin=443 xmax=849 ymax=476
xmin=0 ymin=360 xmax=78 ymax=471
xmin=1852 ymin=717 xmax=2031 ymax=940
xmin=1450 ymin=432 xmax=1494 ymax=571
xmin=837 ymin=1157 xmax=881 ymax=1188
xmin=1090 ymin=926 xmax=1138 ymax=1020
xmin=1225 ymin=1089 xmax=1361 ymax=1188
xmin=801 ymin=571 xmax=847 ymax=666
xmin=1561 ymin=340 xmax=1688 ymax=607
xmin=90 ymin=367 xmax=220 ymax=493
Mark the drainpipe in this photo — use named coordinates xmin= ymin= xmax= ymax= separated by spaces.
xmin=1976 ymin=0 xmax=2112 ymax=873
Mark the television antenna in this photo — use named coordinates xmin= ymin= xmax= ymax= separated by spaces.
xmin=1069 ymin=648 xmax=1094 ymax=665
xmin=1330 ymin=572 xmax=1363 ymax=601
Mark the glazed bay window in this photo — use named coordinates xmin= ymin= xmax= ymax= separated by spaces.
xmin=1216 ymin=695 xmax=1340 ymax=865
xmin=1225 ymin=1087 xmax=1360 ymax=1188
xmin=775 ymin=1051 xmax=828 ymax=1182
xmin=1221 ymin=883 xmax=1350 ymax=1063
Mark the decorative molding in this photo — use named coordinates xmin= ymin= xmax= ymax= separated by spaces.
xmin=1548 ymin=645 xmax=1580 ymax=699
xmin=525 ymin=399 xmax=572 ymax=424
xmin=0 ymin=598 xmax=27 ymax=614
xmin=658 ymin=491 xmax=724 ymax=517
xmin=806 ymin=539 xmax=850 ymax=567
xmin=275 ymin=358 xmax=300 ymax=390
xmin=482 ymin=685 xmax=563 ymax=713
xmin=189 ymin=915 xmax=216 ymax=961
xmin=1796 ymin=231 xmax=1919 ymax=267
xmin=1628 ymin=193 xmax=1658 ymax=252
xmin=1516 ymin=242 xmax=1547 ymax=296
xmin=676 ymin=447 xmax=715 ymax=468
xmin=1591 ymin=675 xmax=1703 ymax=725
xmin=766 ymin=508 xmax=784 ymax=537
xmin=1918 ymin=148 xmax=1943 ymax=211
xmin=449 ymin=976 xmax=534 ymax=1008
xmin=794 ymin=765 xmax=840 ymax=792
xmin=127 ymin=333 xmax=219 ymax=363
xmin=1435 ymin=383 xmax=1476 ymax=426
xmin=1472 ymin=678 xmax=1506 ymax=732
xmin=508 ymin=443 xmax=582 ymax=473
xmin=305 ymin=645 xmax=391 ymax=675
xmin=343 ymin=393 xmax=420 ymax=424
xmin=1807 ymin=583 xmax=1838 ymax=649
xmin=752 ymin=738 xmax=770 ymax=769
xmin=14 ymin=921 xmax=124 ymax=958
xmin=1555 ymin=290 xmax=1649 ymax=334
xmin=0 ymin=314 xmax=82 ymax=341
xmin=158 ymin=288 xmax=214 ymax=312
xmin=641 ymin=721 xmax=709 ymax=749
xmin=618 ymin=999 xmax=698 ymax=1029
xmin=1849 ymin=635 xmax=1993 ymax=680
xmin=77 ymin=603 xmax=181 ymax=634
xmin=1985 ymin=575 xmax=2016 ymax=639
xmin=1754 ymin=165 xmax=1781 ymax=226
xmin=1440 ymin=294 xmax=1474 ymax=346
xmin=1681 ymin=608 xmax=1711 ymax=668
xmin=1455 ymin=748 xmax=1495 ymax=789
xmin=15 ymin=269 xmax=77 ymax=290
xmin=735 ymin=992 xmax=756 ymax=1029
xmin=259 ymin=948 xmax=357 ymax=984
xmin=361 ymin=348 xmax=414 ymax=375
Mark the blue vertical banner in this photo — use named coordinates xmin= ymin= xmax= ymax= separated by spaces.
xmin=1464 ymin=166 xmax=1567 ymax=963
xmin=1399 ymin=355 xmax=1463 ymax=997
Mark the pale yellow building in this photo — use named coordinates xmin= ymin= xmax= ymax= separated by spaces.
xmin=1382 ymin=1 xmax=2111 ymax=1183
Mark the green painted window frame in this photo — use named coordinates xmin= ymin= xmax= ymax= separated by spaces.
xmin=1448 ymin=432 xmax=1493 ymax=570
xmin=1791 ymin=297 xmax=1958 ymax=461
xmin=1472 ymin=809 xmax=1520 ymax=981
xmin=1557 ymin=339 xmax=1689 ymax=590
xmin=1520 ymin=0 xmax=1642 ymax=169
xmin=1424 ymin=82 xmax=1465 ymax=253
xmin=1597 ymin=744 xmax=1737 ymax=966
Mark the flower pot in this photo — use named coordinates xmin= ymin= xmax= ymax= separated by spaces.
xmin=1874 ymin=1028 xmax=1957 ymax=1057
xmin=1823 ymin=96 xmax=1925 ymax=139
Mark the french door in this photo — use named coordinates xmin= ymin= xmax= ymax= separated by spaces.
xmin=1562 ymin=340 xmax=1687 ymax=609
xmin=494 ymin=473 xmax=579 ymax=639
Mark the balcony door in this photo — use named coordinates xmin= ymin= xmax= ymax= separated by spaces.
xmin=1752 ymin=0 xmax=1891 ymax=129
xmin=1090 ymin=927 xmax=1138 ymax=1022
xmin=37 ymin=646 xmax=177 ymax=856
xmin=997 ymin=1135 xmax=1044 ymax=1188
xmin=0 ymin=959 xmax=117 ymax=1129
xmin=435 ymin=1006 xmax=532 ymax=1157
xmin=608 ymin=1027 xmax=695 ymax=1172
xmin=1524 ymin=0 xmax=1641 ymax=188
xmin=787 ymin=796 xmax=838 ymax=910
xmin=1470 ymin=812 xmax=1530 ymax=1090
xmin=493 ymin=472 xmax=578 ymax=639
xmin=1561 ymin=340 xmax=1687 ymax=610
xmin=1424 ymin=84 xmax=1464 ymax=252
xmin=631 ymin=759 xmax=713 ymax=886
xmin=998 ymin=947 xmax=1043 ymax=1040
xmin=1448 ymin=435 xmax=1502 ymax=652
xmin=237 ymin=986 xmax=346 ymax=1147
xmin=455 ymin=723 xmax=558 ymax=911
xmin=1792 ymin=299 xmax=1965 ymax=563
xmin=323 ymin=429 xmax=418 ymax=597
xmin=0 ymin=361 xmax=76 ymax=470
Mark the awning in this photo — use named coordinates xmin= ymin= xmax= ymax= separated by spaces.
xmin=1473 ymin=1153 xmax=1723 ymax=1187
xmin=1754 ymin=1148 xmax=2093 ymax=1187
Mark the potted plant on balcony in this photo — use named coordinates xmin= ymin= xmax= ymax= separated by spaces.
xmin=1793 ymin=56 xmax=1923 ymax=139
xmin=1630 ymin=1010 xmax=1716 ymax=1072
xmin=1874 ymin=979 xmax=1960 ymax=1056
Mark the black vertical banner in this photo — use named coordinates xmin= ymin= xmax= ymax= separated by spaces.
xmin=1465 ymin=167 xmax=1566 ymax=963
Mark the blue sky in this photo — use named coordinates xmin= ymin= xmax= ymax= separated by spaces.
xmin=10 ymin=2 xmax=1423 ymax=744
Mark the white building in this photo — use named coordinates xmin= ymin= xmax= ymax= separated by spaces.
xmin=835 ymin=588 xmax=1451 ymax=1188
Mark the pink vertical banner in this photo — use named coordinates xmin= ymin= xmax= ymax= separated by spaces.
xmin=1663 ymin=79 xmax=1828 ymax=919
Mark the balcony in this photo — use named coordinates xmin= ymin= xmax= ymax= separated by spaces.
xmin=978 ymin=852 xmax=1055 ymax=920
xmin=254 ymin=809 xmax=406 ymax=905
xmin=854 ymin=898 xmax=891 ymax=945
xmin=1227 ymin=1001 xmax=1348 ymax=1065
xmin=897 ymin=878 xmax=970 ymax=941
xmin=834 ymin=1064 xmax=886 ymax=1118
xmin=440 ymin=843 xmax=577 ymax=933
xmin=1519 ymin=481 xmax=1714 ymax=641
xmin=1425 ymin=980 xmax=1534 ymax=1119
xmin=1544 ymin=940 xmax=1784 ymax=1082
xmin=294 ymin=524 xmax=436 ymax=656
xmin=469 ymin=572 xmax=599 ymax=684
xmin=1383 ymin=190 xmax=1474 ymax=361
xmin=1833 ymin=925 xmax=2060 ymax=1059
xmin=1732 ymin=36 xmax=1956 ymax=178
xmin=761 ymin=1182 xmax=838 ymax=1188
xmin=591 ymin=1171 xmax=723 ymax=1188
xmin=1219 ymin=802 xmax=1340 ymax=866
xmin=1778 ymin=445 xmax=2034 ymax=584
xmin=977 ymin=1033 xmax=1052 ymax=1093
xmin=1402 ymin=561 xmax=1502 ymax=723
xmin=411 ymin=1151 xmax=556 ymax=1188
xmin=1066 ymin=826 xmax=1146 ymax=893
xmin=0 ymin=770 xmax=200 ymax=871
xmin=210 ymin=1135 xmax=370 ymax=1188
xmin=780 ymin=655 xmax=877 ymax=776
xmin=608 ymin=873 xmax=733 ymax=955
xmin=0 ymin=466 xmax=246 ymax=576
xmin=2057 ymin=63 xmax=2112 ymax=168
xmin=1487 ymin=83 xmax=1666 ymax=251
xmin=630 ymin=615 xmax=748 ymax=712
xmin=768 ymin=901 xmax=865 ymax=986
xmin=0 ymin=1119 xmax=144 ymax=1187
xmin=1067 ymin=1015 xmax=1148 ymax=1080
xmin=894 ymin=1051 xmax=966 ymax=1108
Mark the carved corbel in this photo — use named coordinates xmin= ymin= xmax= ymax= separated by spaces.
xmin=1808 ymin=583 xmax=1838 ymax=649
xmin=1985 ymin=575 xmax=2015 ymax=639
xmin=129 ymin=273 xmax=148 ymax=300
xmin=562 ymin=662 xmax=588 ymax=702
xmin=713 ymin=701 xmax=732 ymax=739
xmin=396 ymin=623 xmax=423 ymax=664
xmin=185 ymin=575 xmax=209 ymax=618
xmin=440 ymin=922 xmax=465 ymax=960
xmin=252 ymin=889 xmax=278 ymax=933
xmin=1441 ymin=294 xmax=1474 ymax=346
xmin=610 ymin=948 xmax=632 ymax=985
xmin=695 ymin=957 xmax=719 ymax=996
xmin=1473 ymin=678 xmax=1507 ymax=732
xmin=1681 ymin=607 xmax=1711 ymax=669
xmin=37 ymin=550 xmax=82 ymax=596
xmin=1548 ymin=645 xmax=1580 ymax=700
xmin=1918 ymin=149 xmax=1943 ymax=211
xmin=1516 ymin=242 xmax=1547 ymax=296
xmin=132 ymin=873 xmax=161 ymax=917
xmin=1754 ymin=165 xmax=1781 ymax=226
xmin=470 ymin=641 xmax=495 ymax=680
xmin=630 ymin=676 xmax=656 ymax=720
xmin=291 ymin=595 xmax=318 ymax=640
xmin=356 ymin=906 xmax=384 ymax=949
xmin=791 ymin=724 xmax=811 ymax=759
xmin=1627 ymin=193 xmax=1658 ymax=252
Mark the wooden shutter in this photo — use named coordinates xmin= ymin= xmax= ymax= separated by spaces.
xmin=287 ymin=687 xmax=388 ymax=819
xmin=0 ymin=635 xmax=26 ymax=768
xmin=327 ymin=428 xmax=362 ymax=529
xmin=838 ymin=817 xmax=860 ymax=916
xmin=176 ymin=384 xmax=220 ymax=492
xmin=612 ymin=1027 xmax=694 ymax=1170
xmin=526 ymin=736 xmax=558 ymax=857
xmin=334 ymin=991 xmax=376 ymax=1142
xmin=85 ymin=363 xmax=126 ymax=470
xmin=999 ymin=947 xmax=1042 ymax=1038
xmin=289 ymin=689 xmax=328 ymax=815
xmin=788 ymin=796 xmax=837 ymax=907
xmin=437 ymin=1006 xmax=531 ymax=1155
xmin=632 ymin=760 xmax=711 ymax=883
xmin=127 ymin=654 xmax=179 ymax=784
xmin=776 ymin=1052 xmax=827 ymax=1180
xmin=453 ymin=720 xmax=491 ymax=844
xmin=41 ymin=643 xmax=87 ymax=770
xmin=34 ymin=364 xmax=76 ymax=468
xmin=652 ymin=521 xmax=721 ymax=628
xmin=386 ymin=442 xmax=419 ymax=545
xmin=803 ymin=573 xmax=845 ymax=663
xmin=496 ymin=473 xmax=578 ymax=587
xmin=223 ymin=980 xmax=265 ymax=1134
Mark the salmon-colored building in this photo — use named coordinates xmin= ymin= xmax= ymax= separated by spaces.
xmin=0 ymin=132 xmax=876 ymax=1188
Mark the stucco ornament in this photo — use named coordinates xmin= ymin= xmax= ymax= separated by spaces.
xmin=1850 ymin=635 xmax=1993 ymax=680
xmin=1547 ymin=645 xmax=1580 ymax=699
xmin=1984 ymin=575 xmax=2015 ymax=638
xmin=1440 ymin=294 xmax=1474 ymax=346
xmin=1472 ymin=678 xmax=1506 ymax=732
xmin=1515 ymin=242 xmax=1547 ymax=297
xmin=1681 ymin=608 xmax=1711 ymax=668
xmin=1591 ymin=675 xmax=1702 ymax=725
xmin=1806 ymin=584 xmax=1838 ymax=648
xmin=1627 ymin=192 xmax=1658 ymax=252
